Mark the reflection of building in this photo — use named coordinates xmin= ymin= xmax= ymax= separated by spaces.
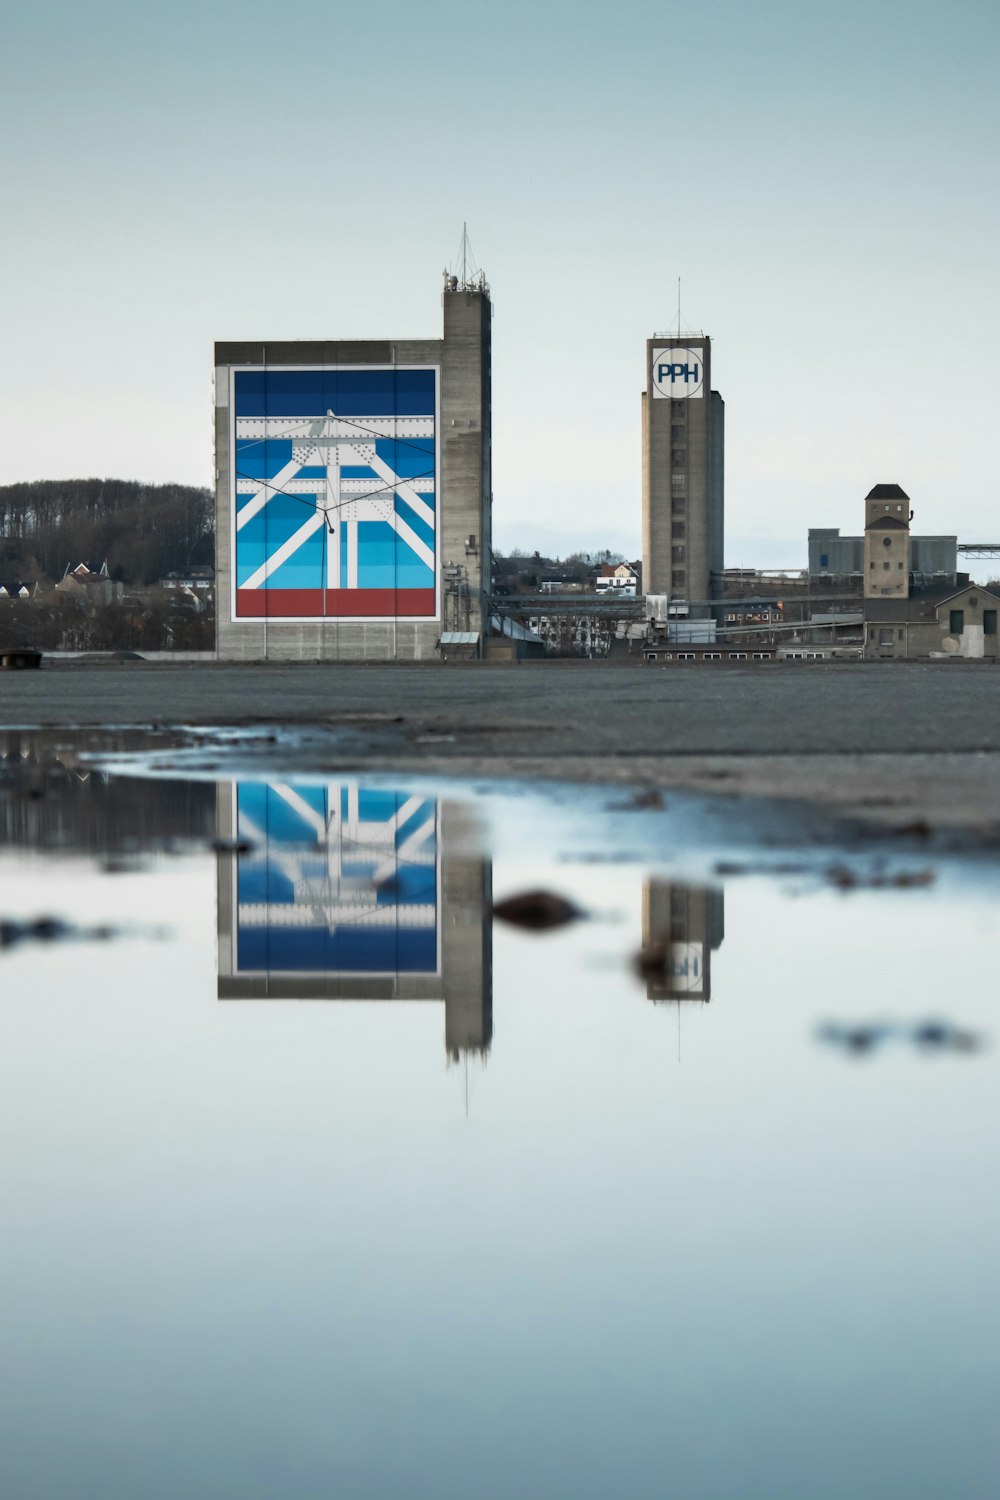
xmin=641 ymin=881 xmax=724 ymax=1002
xmin=216 ymin=780 xmax=492 ymax=1058
xmin=642 ymin=334 xmax=724 ymax=615
xmin=214 ymin=274 xmax=492 ymax=661
xmin=0 ymin=730 xmax=215 ymax=854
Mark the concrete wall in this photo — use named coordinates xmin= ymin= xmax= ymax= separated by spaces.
xmin=911 ymin=536 xmax=958 ymax=576
xmin=709 ymin=391 xmax=725 ymax=578
xmin=809 ymin=529 xmax=864 ymax=576
xmin=214 ymin=290 xmax=491 ymax=662
xmin=864 ymin=519 xmax=910 ymax=599
xmin=438 ymin=291 xmax=492 ymax=637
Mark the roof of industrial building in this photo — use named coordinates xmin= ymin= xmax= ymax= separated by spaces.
xmin=932 ymin=584 xmax=1000 ymax=609
xmin=864 ymin=597 xmax=941 ymax=622
xmin=866 ymin=484 xmax=910 ymax=501
xmin=865 ymin=514 xmax=910 ymax=529
xmin=863 ymin=582 xmax=1000 ymax=622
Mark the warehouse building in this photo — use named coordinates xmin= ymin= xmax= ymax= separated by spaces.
xmin=809 ymin=498 xmax=957 ymax=594
xmin=858 ymin=484 xmax=996 ymax=659
xmin=214 ymin=274 xmax=492 ymax=660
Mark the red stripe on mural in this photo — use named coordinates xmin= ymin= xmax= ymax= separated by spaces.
xmin=236 ymin=589 xmax=437 ymax=619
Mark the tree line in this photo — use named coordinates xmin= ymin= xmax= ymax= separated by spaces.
xmin=0 ymin=479 xmax=213 ymax=585
xmin=0 ymin=598 xmax=213 ymax=653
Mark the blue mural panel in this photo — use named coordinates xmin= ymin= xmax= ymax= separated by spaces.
xmin=231 ymin=365 xmax=438 ymax=620
xmin=233 ymin=782 xmax=439 ymax=977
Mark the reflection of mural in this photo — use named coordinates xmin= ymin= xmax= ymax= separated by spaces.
xmin=642 ymin=881 xmax=725 ymax=1003
xmin=216 ymin=780 xmax=491 ymax=1058
xmin=231 ymin=367 xmax=438 ymax=620
xmin=234 ymin=784 xmax=439 ymax=978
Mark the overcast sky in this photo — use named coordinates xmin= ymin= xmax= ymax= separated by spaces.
xmin=2 ymin=0 xmax=997 ymax=566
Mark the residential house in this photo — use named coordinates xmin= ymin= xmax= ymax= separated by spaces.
xmin=595 ymin=561 xmax=641 ymax=596
xmin=55 ymin=562 xmax=124 ymax=605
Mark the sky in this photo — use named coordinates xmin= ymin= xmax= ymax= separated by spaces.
xmin=1 ymin=0 xmax=997 ymax=567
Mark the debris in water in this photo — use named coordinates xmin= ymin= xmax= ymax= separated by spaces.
xmin=491 ymin=890 xmax=583 ymax=931
xmin=817 ymin=1021 xmax=893 ymax=1055
xmin=817 ymin=1019 xmax=985 ymax=1057
xmin=211 ymin=838 xmax=257 ymax=855
xmin=609 ymin=788 xmax=665 ymax=811
xmin=0 ymin=915 xmax=165 ymax=953
xmin=912 ymin=1020 xmax=984 ymax=1053
xmin=633 ymin=942 xmax=670 ymax=985
xmin=824 ymin=865 xmax=936 ymax=892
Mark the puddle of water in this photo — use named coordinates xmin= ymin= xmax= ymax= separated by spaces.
xmin=1 ymin=734 xmax=999 ymax=1500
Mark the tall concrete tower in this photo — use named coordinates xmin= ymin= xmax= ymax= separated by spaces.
xmin=642 ymin=335 xmax=724 ymax=616
xmin=863 ymin=483 xmax=911 ymax=599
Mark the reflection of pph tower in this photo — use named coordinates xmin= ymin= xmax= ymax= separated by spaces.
xmin=642 ymin=336 xmax=724 ymax=616
xmin=642 ymin=880 xmax=724 ymax=1002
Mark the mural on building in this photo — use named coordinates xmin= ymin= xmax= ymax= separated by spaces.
xmin=231 ymin=367 xmax=438 ymax=619
xmin=229 ymin=781 xmax=439 ymax=978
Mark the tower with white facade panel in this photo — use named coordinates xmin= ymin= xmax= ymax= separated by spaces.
xmin=642 ymin=334 xmax=724 ymax=615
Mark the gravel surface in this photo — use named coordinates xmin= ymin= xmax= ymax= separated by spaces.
xmin=3 ymin=659 xmax=999 ymax=827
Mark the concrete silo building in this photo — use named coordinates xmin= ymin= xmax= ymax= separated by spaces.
xmin=642 ymin=335 xmax=724 ymax=617
xmin=214 ymin=274 xmax=492 ymax=660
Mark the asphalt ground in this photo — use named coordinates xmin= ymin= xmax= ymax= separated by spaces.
xmin=2 ymin=658 xmax=999 ymax=750
xmin=3 ymin=659 xmax=1000 ymax=826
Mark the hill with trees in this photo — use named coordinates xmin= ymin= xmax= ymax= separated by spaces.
xmin=0 ymin=478 xmax=213 ymax=585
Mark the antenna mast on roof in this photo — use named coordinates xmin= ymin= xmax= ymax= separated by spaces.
xmin=677 ymin=277 xmax=682 ymax=338
xmin=443 ymin=224 xmax=489 ymax=295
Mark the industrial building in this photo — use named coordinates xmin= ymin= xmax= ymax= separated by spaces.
xmin=641 ymin=334 xmax=724 ymax=617
xmin=856 ymin=483 xmax=999 ymax=660
xmin=864 ymin=584 xmax=1000 ymax=660
xmin=809 ymin=486 xmax=957 ymax=594
xmin=214 ymin=274 xmax=492 ymax=661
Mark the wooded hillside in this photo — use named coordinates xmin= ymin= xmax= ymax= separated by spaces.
xmin=0 ymin=479 xmax=213 ymax=584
